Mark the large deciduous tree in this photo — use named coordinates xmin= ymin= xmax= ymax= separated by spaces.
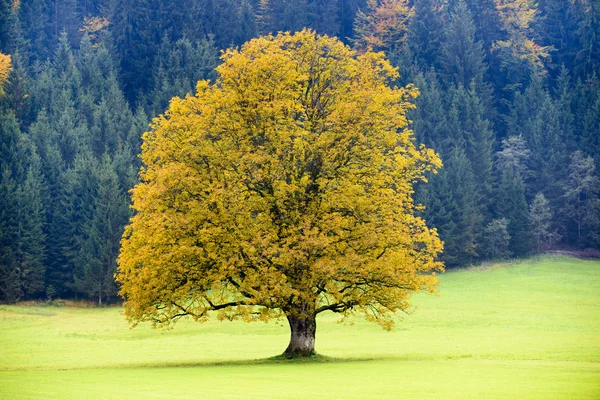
xmin=117 ymin=30 xmax=443 ymax=358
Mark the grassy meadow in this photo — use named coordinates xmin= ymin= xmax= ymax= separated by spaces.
xmin=1 ymin=255 xmax=599 ymax=399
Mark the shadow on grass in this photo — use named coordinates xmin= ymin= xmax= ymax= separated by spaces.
xmin=111 ymin=354 xmax=382 ymax=370
xmin=122 ymin=353 xmax=476 ymax=370
xmin=34 ymin=354 xmax=392 ymax=372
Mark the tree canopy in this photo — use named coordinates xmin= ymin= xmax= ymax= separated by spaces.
xmin=117 ymin=30 xmax=443 ymax=357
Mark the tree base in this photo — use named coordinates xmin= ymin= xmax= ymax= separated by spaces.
xmin=282 ymin=348 xmax=316 ymax=359
xmin=283 ymin=311 xmax=316 ymax=358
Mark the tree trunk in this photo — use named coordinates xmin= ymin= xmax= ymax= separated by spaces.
xmin=283 ymin=311 xmax=316 ymax=358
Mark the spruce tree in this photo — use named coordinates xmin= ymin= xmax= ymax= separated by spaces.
xmin=410 ymin=71 xmax=447 ymax=150
xmin=74 ymin=155 xmax=128 ymax=304
xmin=444 ymin=146 xmax=482 ymax=265
xmin=18 ymin=0 xmax=50 ymax=63
xmin=405 ymin=0 xmax=444 ymax=70
xmin=495 ymin=169 xmax=532 ymax=256
xmin=447 ymin=83 xmax=495 ymax=206
xmin=439 ymin=0 xmax=492 ymax=106
xmin=482 ymin=218 xmax=511 ymax=259
xmin=15 ymin=154 xmax=47 ymax=299
xmin=562 ymin=151 xmax=600 ymax=247
xmin=0 ymin=111 xmax=26 ymax=301
xmin=235 ymin=0 xmax=259 ymax=46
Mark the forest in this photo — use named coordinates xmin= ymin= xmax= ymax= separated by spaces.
xmin=0 ymin=0 xmax=599 ymax=304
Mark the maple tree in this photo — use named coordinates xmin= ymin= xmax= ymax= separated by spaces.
xmin=117 ymin=30 xmax=443 ymax=357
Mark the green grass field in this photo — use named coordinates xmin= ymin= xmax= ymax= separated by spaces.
xmin=1 ymin=255 xmax=599 ymax=399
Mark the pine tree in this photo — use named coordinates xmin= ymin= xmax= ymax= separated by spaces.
xmin=4 ymin=51 xmax=33 ymax=126
xmin=48 ymin=0 xmax=80 ymax=47
xmin=74 ymin=155 xmax=128 ymax=304
xmin=311 ymin=0 xmax=341 ymax=36
xmin=234 ymin=0 xmax=258 ymax=46
xmin=57 ymin=153 xmax=98 ymax=296
xmin=463 ymin=0 xmax=501 ymax=52
xmin=572 ymin=75 xmax=600 ymax=152
xmin=410 ymin=70 xmax=447 ymax=150
xmin=150 ymin=36 xmax=218 ymax=116
xmin=339 ymin=0 xmax=368 ymax=41
xmin=0 ymin=0 xmax=20 ymax=53
xmin=405 ymin=0 xmax=444 ymax=70
xmin=482 ymin=218 xmax=511 ymax=259
xmin=495 ymin=169 xmax=532 ymax=256
xmin=18 ymin=0 xmax=50 ymax=63
xmin=439 ymin=0 xmax=491 ymax=104
xmin=447 ymin=83 xmax=495 ymax=205
xmin=555 ymin=66 xmax=576 ymax=152
xmin=526 ymin=97 xmax=568 ymax=201
xmin=574 ymin=0 xmax=600 ymax=77
xmin=444 ymin=146 xmax=482 ymax=265
xmin=15 ymin=153 xmax=47 ymax=298
xmin=562 ymin=151 xmax=600 ymax=247
xmin=423 ymin=169 xmax=459 ymax=265
xmin=582 ymin=95 xmax=600 ymax=167
xmin=537 ymin=0 xmax=581 ymax=75
xmin=0 ymin=111 xmax=27 ymax=301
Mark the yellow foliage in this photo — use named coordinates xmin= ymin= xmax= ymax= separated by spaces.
xmin=353 ymin=0 xmax=414 ymax=53
xmin=79 ymin=16 xmax=110 ymax=47
xmin=0 ymin=53 xmax=12 ymax=96
xmin=117 ymin=30 xmax=443 ymax=331
xmin=493 ymin=0 xmax=551 ymax=71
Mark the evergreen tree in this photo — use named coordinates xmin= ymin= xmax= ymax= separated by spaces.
xmin=537 ymin=0 xmax=581 ymax=75
xmin=447 ymin=83 xmax=495 ymax=205
xmin=530 ymin=192 xmax=559 ymax=252
xmin=562 ymin=151 xmax=600 ymax=247
xmin=572 ymin=75 xmax=600 ymax=153
xmin=482 ymin=218 xmax=511 ymax=259
xmin=339 ymin=0 xmax=368 ymax=41
xmin=311 ymin=0 xmax=341 ymax=36
xmin=4 ymin=51 xmax=33 ymax=126
xmin=15 ymin=153 xmax=46 ymax=298
xmin=410 ymin=70 xmax=446 ymax=150
xmin=439 ymin=0 xmax=492 ymax=106
xmin=235 ymin=0 xmax=259 ymax=46
xmin=555 ymin=66 xmax=576 ymax=152
xmin=0 ymin=0 xmax=20 ymax=53
xmin=405 ymin=0 xmax=444 ymax=70
xmin=0 ymin=111 xmax=27 ymax=301
xmin=463 ymin=0 xmax=500 ymax=52
xmin=526 ymin=97 xmax=568 ymax=201
xmin=574 ymin=0 xmax=600 ymax=77
xmin=495 ymin=169 xmax=532 ymax=256
xmin=47 ymin=0 xmax=80 ymax=47
xmin=74 ymin=155 xmax=128 ymax=303
xmin=444 ymin=146 xmax=482 ymax=265
xmin=149 ymin=36 xmax=218 ymax=116
xmin=582 ymin=95 xmax=600 ymax=166
xmin=54 ymin=153 xmax=98 ymax=296
xmin=18 ymin=0 xmax=50 ymax=63
xmin=257 ymin=0 xmax=311 ymax=35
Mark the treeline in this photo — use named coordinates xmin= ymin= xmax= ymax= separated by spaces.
xmin=0 ymin=0 xmax=598 ymax=302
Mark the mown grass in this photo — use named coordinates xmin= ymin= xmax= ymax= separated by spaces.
xmin=1 ymin=255 xmax=599 ymax=399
